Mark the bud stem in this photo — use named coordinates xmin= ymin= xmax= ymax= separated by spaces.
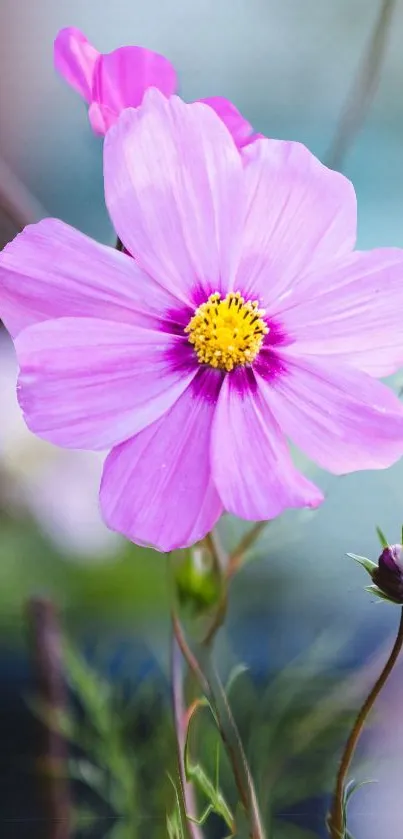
xmin=328 ymin=606 xmax=403 ymax=838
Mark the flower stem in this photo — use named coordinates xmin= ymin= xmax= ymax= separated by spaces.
xmin=171 ymin=629 xmax=205 ymax=839
xmin=202 ymin=522 xmax=267 ymax=647
xmin=227 ymin=522 xmax=268 ymax=580
xmin=328 ymin=606 xmax=403 ymax=838
xmin=172 ymin=611 xmax=267 ymax=839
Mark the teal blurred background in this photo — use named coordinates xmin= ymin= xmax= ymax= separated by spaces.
xmin=0 ymin=2 xmax=403 ymax=837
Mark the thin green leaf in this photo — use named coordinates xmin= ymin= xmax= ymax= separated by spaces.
xmin=225 ymin=663 xmax=248 ymax=696
xmin=366 ymin=584 xmax=399 ymax=604
xmin=344 ymin=777 xmax=377 ymax=805
xmin=376 ymin=526 xmax=389 ymax=548
xmin=69 ymin=758 xmax=109 ymax=801
xmin=166 ymin=772 xmax=185 ymax=839
xmin=184 ymin=698 xmax=234 ymax=831
xmin=347 ymin=554 xmax=377 ymax=575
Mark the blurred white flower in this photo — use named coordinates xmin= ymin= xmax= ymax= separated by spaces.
xmin=0 ymin=329 xmax=121 ymax=561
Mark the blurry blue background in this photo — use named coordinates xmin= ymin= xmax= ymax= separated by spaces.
xmin=0 ymin=1 xmax=403 ymax=837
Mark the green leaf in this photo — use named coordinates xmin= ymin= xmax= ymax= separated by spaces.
xmin=376 ymin=526 xmax=389 ymax=548
xmin=166 ymin=773 xmax=185 ymax=839
xmin=225 ymin=663 xmax=248 ymax=696
xmin=347 ymin=554 xmax=377 ymax=576
xmin=69 ymin=759 xmax=109 ymax=800
xmin=344 ymin=777 xmax=378 ymax=804
xmin=26 ymin=696 xmax=77 ymax=742
xmin=105 ymin=821 xmax=136 ymax=839
xmin=184 ymin=698 xmax=234 ymax=831
xmin=366 ymin=584 xmax=400 ymax=604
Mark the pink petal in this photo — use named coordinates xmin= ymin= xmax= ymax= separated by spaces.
xmin=89 ymin=46 xmax=177 ymax=135
xmin=198 ymin=96 xmax=254 ymax=149
xmin=263 ymin=355 xmax=403 ymax=474
xmin=211 ymin=369 xmax=323 ymax=519
xmin=16 ymin=317 xmax=196 ymax=450
xmin=54 ymin=27 xmax=99 ymax=102
xmin=103 ymin=88 xmax=244 ymax=304
xmin=236 ymin=138 xmax=357 ymax=306
xmin=100 ymin=372 xmax=223 ymax=551
xmin=277 ymin=248 xmax=403 ymax=378
xmin=0 ymin=218 xmax=177 ymax=338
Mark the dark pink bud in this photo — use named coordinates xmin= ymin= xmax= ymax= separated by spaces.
xmin=373 ymin=545 xmax=403 ymax=604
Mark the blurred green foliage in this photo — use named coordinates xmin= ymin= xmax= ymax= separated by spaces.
xmin=30 ymin=631 xmax=374 ymax=839
xmin=0 ymin=511 xmax=167 ymax=635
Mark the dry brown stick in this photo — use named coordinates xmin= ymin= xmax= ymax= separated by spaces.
xmin=325 ymin=0 xmax=397 ymax=171
xmin=0 ymin=155 xmax=45 ymax=230
xmin=27 ymin=597 xmax=71 ymax=839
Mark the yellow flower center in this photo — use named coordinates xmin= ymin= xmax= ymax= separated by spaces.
xmin=185 ymin=291 xmax=269 ymax=372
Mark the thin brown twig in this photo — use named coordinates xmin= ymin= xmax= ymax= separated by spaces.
xmin=201 ymin=530 xmax=229 ymax=647
xmin=202 ymin=590 xmax=228 ymax=648
xmin=172 ymin=612 xmax=210 ymax=696
xmin=205 ymin=529 xmax=228 ymax=577
xmin=328 ymin=606 xmax=403 ymax=838
xmin=202 ymin=522 xmax=268 ymax=646
xmin=227 ymin=522 xmax=268 ymax=579
xmin=171 ymin=631 xmax=204 ymax=839
xmin=325 ymin=0 xmax=397 ymax=171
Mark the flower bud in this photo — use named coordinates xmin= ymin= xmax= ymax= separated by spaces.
xmin=172 ymin=543 xmax=222 ymax=615
xmin=372 ymin=545 xmax=403 ymax=604
xmin=350 ymin=540 xmax=403 ymax=604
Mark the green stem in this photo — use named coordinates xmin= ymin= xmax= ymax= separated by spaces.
xmin=202 ymin=522 xmax=267 ymax=647
xmin=172 ymin=612 xmax=266 ymax=839
xmin=171 ymin=630 xmax=205 ymax=839
xmin=328 ymin=606 xmax=403 ymax=838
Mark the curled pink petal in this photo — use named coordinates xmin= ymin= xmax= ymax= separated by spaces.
xmin=54 ymin=28 xmax=177 ymax=135
xmin=16 ymin=318 xmax=196 ymax=450
xmin=262 ymin=355 xmax=403 ymax=475
xmin=277 ymin=248 xmax=403 ymax=378
xmin=0 ymin=218 xmax=178 ymax=337
xmin=104 ymin=89 xmax=244 ymax=302
xmin=211 ymin=368 xmax=323 ymax=519
xmin=90 ymin=46 xmax=177 ymax=135
xmin=54 ymin=27 xmax=99 ymax=102
xmin=198 ymin=96 xmax=256 ymax=149
xmin=100 ymin=372 xmax=223 ymax=552
xmin=237 ymin=138 xmax=357 ymax=306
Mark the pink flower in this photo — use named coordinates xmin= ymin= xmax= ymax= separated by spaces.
xmin=54 ymin=27 xmax=259 ymax=147
xmin=2 ymin=90 xmax=403 ymax=552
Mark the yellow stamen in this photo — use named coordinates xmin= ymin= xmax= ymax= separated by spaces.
xmin=185 ymin=291 xmax=269 ymax=372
